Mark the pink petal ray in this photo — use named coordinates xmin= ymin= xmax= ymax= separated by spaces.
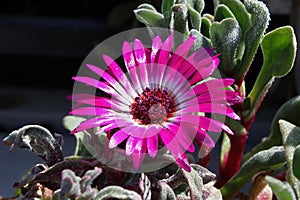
xmin=164 ymin=122 xmax=195 ymax=153
xmin=69 ymin=107 xmax=114 ymax=116
xmin=109 ymin=129 xmax=129 ymax=148
xmin=86 ymin=64 xmax=133 ymax=102
xmin=168 ymin=36 xmax=195 ymax=68
xmin=177 ymin=103 xmax=240 ymax=120
xmin=71 ymin=117 xmax=115 ymax=134
xmin=195 ymin=129 xmax=215 ymax=147
xmin=72 ymin=76 xmax=130 ymax=104
xmin=103 ymin=55 xmax=137 ymax=98
xmin=134 ymin=39 xmax=149 ymax=87
xmin=154 ymin=35 xmax=173 ymax=87
xmin=132 ymin=139 xmax=147 ymax=170
xmin=159 ymin=128 xmax=191 ymax=172
xmin=147 ymin=134 xmax=158 ymax=158
xmin=123 ymin=42 xmax=142 ymax=93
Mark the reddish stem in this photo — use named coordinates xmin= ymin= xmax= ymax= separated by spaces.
xmin=215 ymin=133 xmax=248 ymax=188
xmin=215 ymin=82 xmax=257 ymax=188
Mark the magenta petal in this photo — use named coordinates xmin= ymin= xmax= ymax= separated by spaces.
xmin=195 ymin=129 xmax=215 ymax=147
xmin=165 ymin=123 xmax=195 ymax=153
xmin=109 ymin=129 xmax=129 ymax=148
xmin=159 ymin=129 xmax=191 ymax=171
xmin=73 ymin=77 xmax=113 ymax=94
xmin=70 ymin=107 xmax=113 ymax=116
xmin=86 ymin=64 xmax=133 ymax=101
xmin=132 ymin=139 xmax=146 ymax=170
xmin=176 ymin=155 xmax=191 ymax=172
xmin=168 ymin=36 xmax=194 ymax=69
xmin=156 ymin=35 xmax=173 ymax=65
xmin=147 ymin=135 xmax=158 ymax=158
xmin=123 ymin=42 xmax=142 ymax=93
xmin=192 ymin=78 xmax=235 ymax=96
xmin=71 ymin=118 xmax=114 ymax=134
xmin=134 ymin=39 xmax=149 ymax=86
xmin=103 ymin=55 xmax=137 ymax=97
xmin=200 ymin=116 xmax=234 ymax=135
xmin=126 ymin=135 xmax=143 ymax=156
xmin=151 ymin=36 xmax=163 ymax=63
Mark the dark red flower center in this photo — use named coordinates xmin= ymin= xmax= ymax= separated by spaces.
xmin=130 ymin=87 xmax=176 ymax=125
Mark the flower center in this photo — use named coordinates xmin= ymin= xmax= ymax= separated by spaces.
xmin=130 ymin=87 xmax=176 ymax=125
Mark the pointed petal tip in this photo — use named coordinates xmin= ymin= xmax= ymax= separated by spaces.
xmin=176 ymin=158 xmax=191 ymax=172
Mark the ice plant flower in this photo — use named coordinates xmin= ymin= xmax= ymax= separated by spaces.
xmin=70 ymin=35 xmax=240 ymax=172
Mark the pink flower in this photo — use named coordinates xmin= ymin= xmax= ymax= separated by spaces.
xmin=70 ymin=35 xmax=240 ymax=172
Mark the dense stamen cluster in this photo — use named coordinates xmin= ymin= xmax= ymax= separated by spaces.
xmin=130 ymin=87 xmax=176 ymax=125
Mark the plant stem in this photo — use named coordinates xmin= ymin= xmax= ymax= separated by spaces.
xmin=215 ymin=133 xmax=248 ymax=188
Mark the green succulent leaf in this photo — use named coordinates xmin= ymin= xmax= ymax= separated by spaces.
xmin=187 ymin=0 xmax=205 ymax=13
xmin=134 ymin=7 xmax=167 ymax=38
xmin=219 ymin=0 xmax=251 ymax=34
xmin=161 ymin=0 xmax=175 ymax=26
xmin=137 ymin=3 xmax=157 ymax=11
xmin=159 ymin=182 xmax=176 ymax=200
xmin=181 ymin=167 xmax=203 ymax=198
xmin=162 ymin=0 xmax=175 ymax=14
xmin=261 ymin=26 xmax=297 ymax=77
xmin=214 ymin=4 xmax=235 ymax=22
xmin=187 ymin=5 xmax=201 ymax=31
xmin=243 ymin=95 xmax=300 ymax=162
xmin=201 ymin=16 xmax=211 ymax=38
xmin=95 ymin=186 xmax=142 ymax=200
xmin=134 ymin=7 xmax=165 ymax=27
xmin=189 ymin=29 xmax=211 ymax=51
xmin=220 ymin=134 xmax=230 ymax=169
xmin=221 ymin=146 xmax=286 ymax=198
xmin=210 ymin=18 xmax=242 ymax=75
xmin=233 ymin=0 xmax=270 ymax=81
xmin=3 ymin=125 xmax=63 ymax=166
xmin=293 ymin=145 xmax=300 ymax=180
xmin=172 ymin=4 xmax=189 ymax=44
xmin=279 ymin=120 xmax=300 ymax=196
xmin=245 ymin=26 xmax=297 ymax=122
xmin=265 ymin=176 xmax=297 ymax=200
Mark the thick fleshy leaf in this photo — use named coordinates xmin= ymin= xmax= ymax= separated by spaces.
xmin=187 ymin=5 xmax=201 ymax=31
xmin=219 ymin=0 xmax=251 ymax=34
xmin=134 ymin=7 xmax=165 ymax=27
xmin=158 ymin=182 xmax=176 ymax=200
xmin=245 ymin=26 xmax=297 ymax=122
xmin=201 ymin=16 xmax=211 ymax=38
xmin=210 ymin=18 xmax=242 ymax=75
xmin=293 ymin=145 xmax=300 ymax=181
xmin=214 ymin=4 xmax=234 ymax=22
xmin=181 ymin=167 xmax=203 ymax=199
xmin=221 ymin=146 xmax=286 ymax=198
xmin=161 ymin=0 xmax=175 ymax=25
xmin=137 ymin=3 xmax=157 ymax=11
xmin=172 ymin=4 xmax=189 ymax=45
xmin=134 ymin=7 xmax=167 ymax=38
xmin=3 ymin=125 xmax=63 ymax=167
xmin=243 ymin=95 xmax=300 ymax=162
xmin=279 ymin=120 xmax=300 ymax=196
xmin=189 ymin=29 xmax=211 ymax=52
xmin=265 ymin=176 xmax=297 ymax=200
xmin=233 ymin=0 xmax=270 ymax=80
xmin=95 ymin=186 xmax=142 ymax=200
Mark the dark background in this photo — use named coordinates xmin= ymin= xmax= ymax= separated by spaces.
xmin=0 ymin=0 xmax=297 ymax=197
